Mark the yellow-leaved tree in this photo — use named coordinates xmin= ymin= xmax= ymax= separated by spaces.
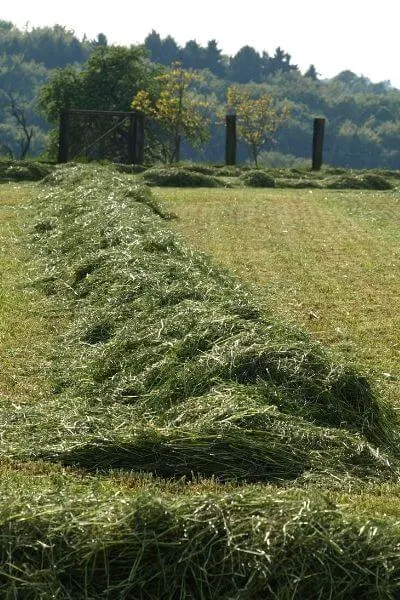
xmin=132 ymin=63 xmax=210 ymax=163
xmin=227 ymin=85 xmax=291 ymax=166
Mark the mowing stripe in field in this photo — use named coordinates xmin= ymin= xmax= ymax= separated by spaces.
xmin=0 ymin=183 xmax=53 ymax=402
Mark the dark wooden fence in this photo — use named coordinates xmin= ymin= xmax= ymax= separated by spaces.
xmin=58 ymin=109 xmax=144 ymax=164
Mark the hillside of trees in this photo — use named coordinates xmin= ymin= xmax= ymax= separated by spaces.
xmin=1 ymin=21 xmax=399 ymax=168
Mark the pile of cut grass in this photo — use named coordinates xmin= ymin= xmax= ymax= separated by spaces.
xmin=247 ymin=169 xmax=396 ymax=190
xmin=326 ymin=173 xmax=395 ymax=190
xmin=114 ymin=163 xmax=148 ymax=174
xmin=10 ymin=163 xmax=395 ymax=483
xmin=0 ymin=159 xmax=54 ymax=182
xmin=142 ymin=166 xmax=225 ymax=187
xmin=178 ymin=162 xmax=217 ymax=175
xmin=54 ymin=160 xmax=400 ymax=190
xmin=241 ymin=170 xmax=276 ymax=187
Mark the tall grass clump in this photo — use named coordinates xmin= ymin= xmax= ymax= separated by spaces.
xmin=13 ymin=162 xmax=397 ymax=484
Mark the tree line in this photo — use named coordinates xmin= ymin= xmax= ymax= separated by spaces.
xmin=0 ymin=20 xmax=106 ymax=68
xmin=0 ymin=21 xmax=399 ymax=168
xmin=144 ymin=30 xmax=304 ymax=83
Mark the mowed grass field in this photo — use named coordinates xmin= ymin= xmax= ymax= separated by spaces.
xmin=2 ymin=170 xmax=400 ymax=597
xmin=162 ymin=187 xmax=400 ymax=404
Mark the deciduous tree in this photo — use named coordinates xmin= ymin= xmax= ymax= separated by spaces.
xmin=2 ymin=92 xmax=34 ymax=158
xmin=39 ymin=46 xmax=152 ymax=121
xmin=226 ymin=85 xmax=290 ymax=166
xmin=132 ymin=63 xmax=210 ymax=163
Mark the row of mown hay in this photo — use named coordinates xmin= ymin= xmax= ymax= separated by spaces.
xmin=140 ymin=165 xmax=397 ymax=189
xmin=24 ymin=163 xmax=398 ymax=481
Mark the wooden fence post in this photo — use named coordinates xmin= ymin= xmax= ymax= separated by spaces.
xmin=128 ymin=112 xmax=137 ymax=164
xmin=312 ymin=118 xmax=325 ymax=170
xmin=225 ymin=115 xmax=237 ymax=166
xmin=136 ymin=113 xmax=145 ymax=165
xmin=128 ymin=112 xmax=145 ymax=164
xmin=58 ymin=108 xmax=70 ymax=163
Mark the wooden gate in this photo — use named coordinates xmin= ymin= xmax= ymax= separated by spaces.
xmin=58 ymin=109 xmax=144 ymax=164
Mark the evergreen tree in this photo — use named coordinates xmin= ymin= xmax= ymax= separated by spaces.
xmin=204 ymin=40 xmax=226 ymax=77
xmin=24 ymin=25 xmax=89 ymax=68
xmin=260 ymin=51 xmax=273 ymax=79
xmin=92 ymin=33 xmax=108 ymax=48
xmin=144 ymin=30 xmax=164 ymax=64
xmin=305 ymin=64 xmax=318 ymax=80
xmin=0 ymin=20 xmax=13 ymax=31
xmin=270 ymin=47 xmax=298 ymax=74
xmin=144 ymin=31 xmax=180 ymax=65
xmin=161 ymin=36 xmax=180 ymax=65
xmin=181 ymin=40 xmax=204 ymax=70
xmin=229 ymin=46 xmax=262 ymax=83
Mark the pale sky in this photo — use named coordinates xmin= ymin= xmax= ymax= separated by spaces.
xmin=3 ymin=0 xmax=400 ymax=89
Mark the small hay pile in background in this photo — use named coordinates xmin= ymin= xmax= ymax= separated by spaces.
xmin=0 ymin=159 xmax=54 ymax=182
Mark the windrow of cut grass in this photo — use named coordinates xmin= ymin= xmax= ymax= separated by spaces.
xmin=142 ymin=166 xmax=226 ymax=188
xmin=138 ymin=163 xmax=399 ymax=191
xmin=5 ymin=163 xmax=396 ymax=485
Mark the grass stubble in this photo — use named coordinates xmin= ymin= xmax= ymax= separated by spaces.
xmin=0 ymin=183 xmax=53 ymax=402
xmin=0 ymin=165 xmax=400 ymax=597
